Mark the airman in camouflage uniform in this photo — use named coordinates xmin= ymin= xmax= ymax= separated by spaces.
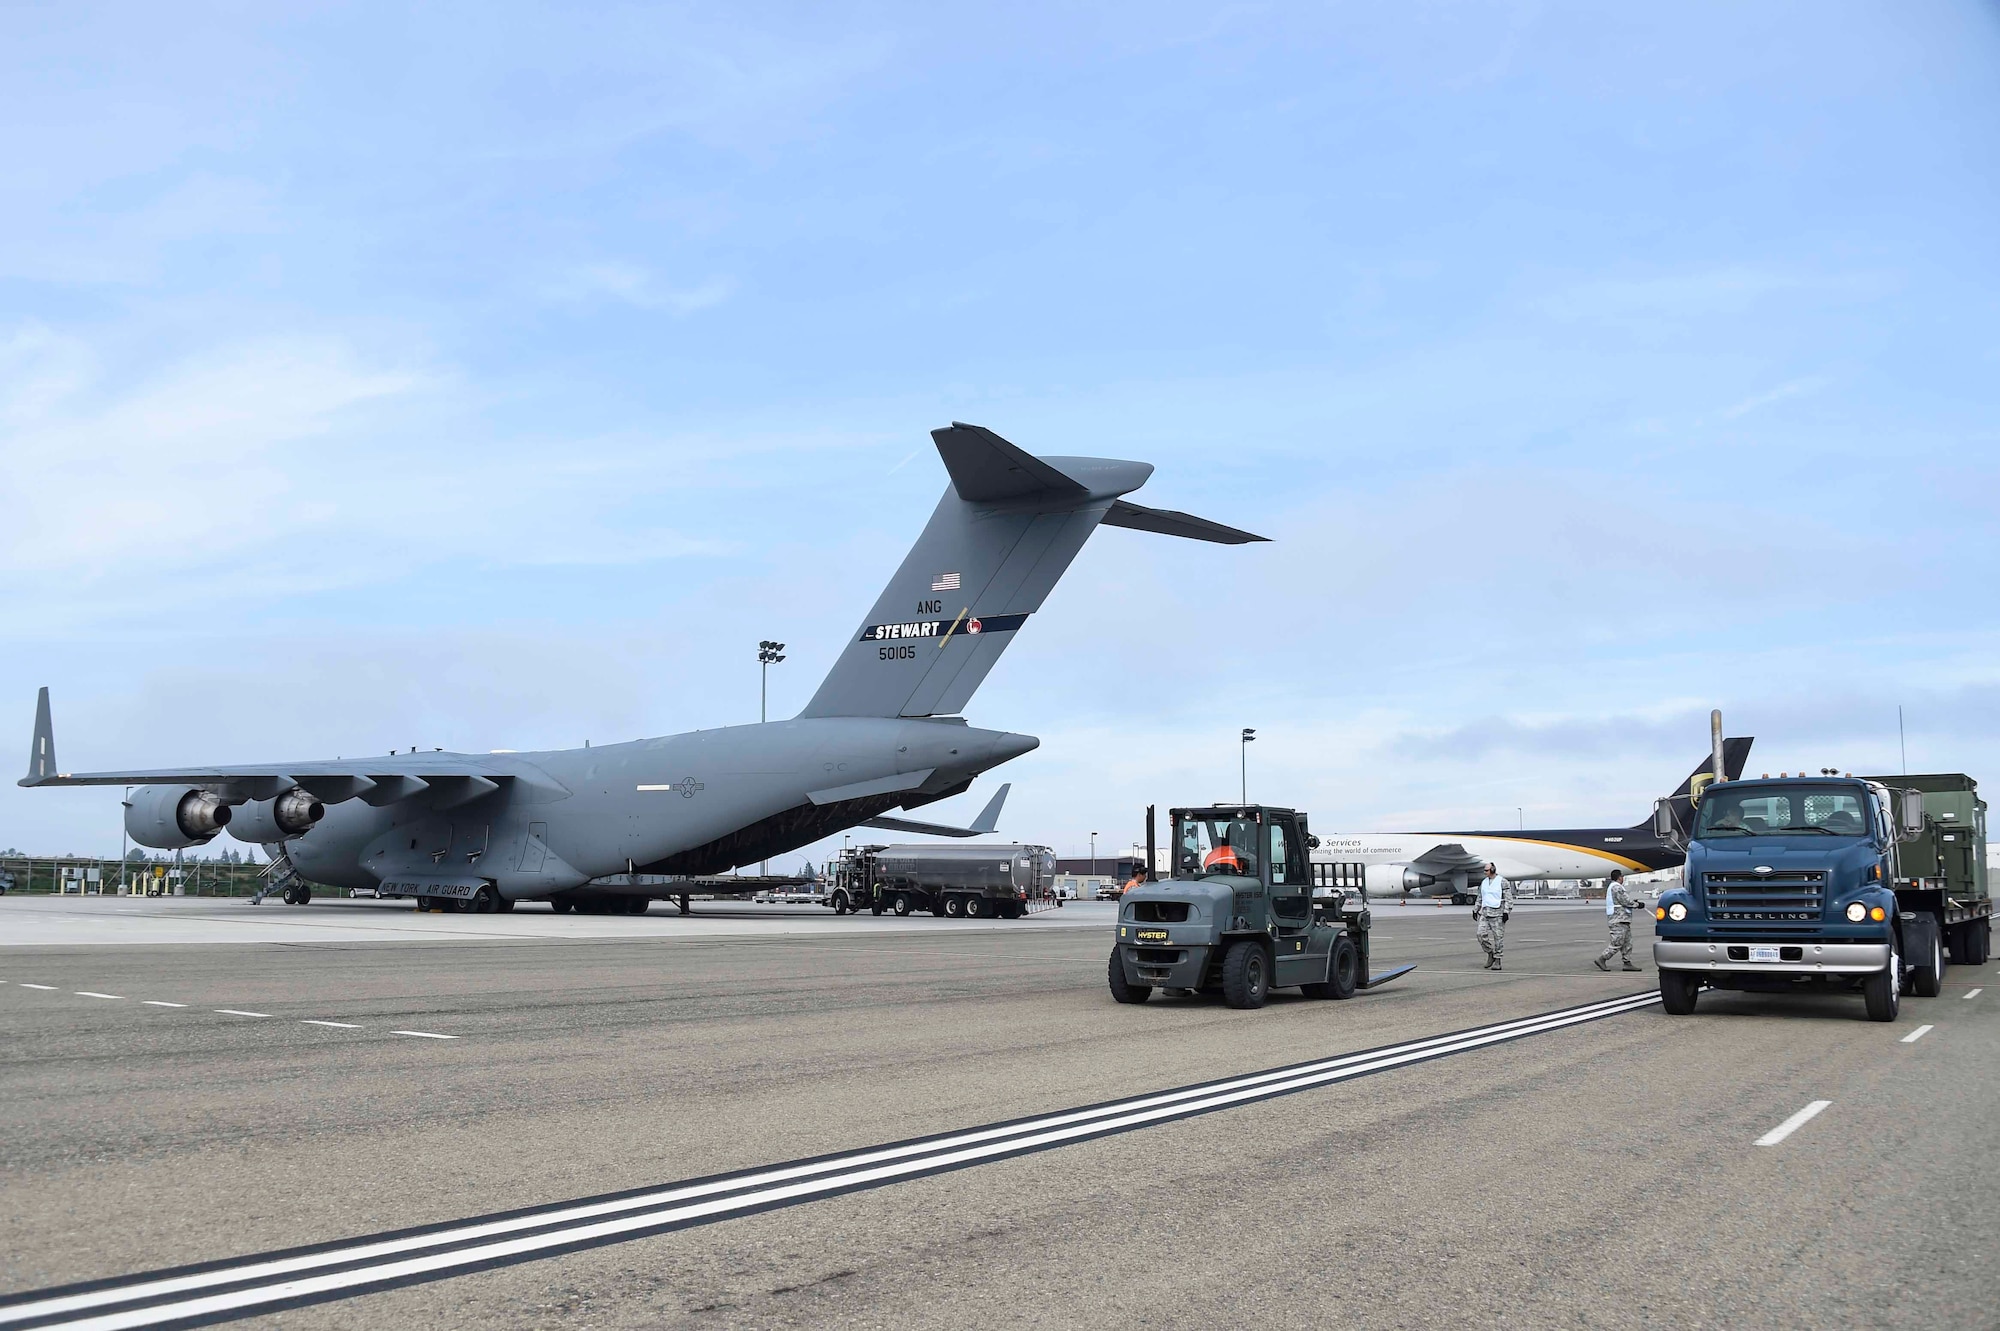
xmin=1594 ymin=869 xmax=1644 ymax=972
xmin=1474 ymin=863 xmax=1516 ymax=970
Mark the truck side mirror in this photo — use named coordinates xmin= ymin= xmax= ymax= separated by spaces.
xmin=1900 ymin=791 xmax=1925 ymax=837
xmin=1652 ymin=798 xmax=1676 ymax=840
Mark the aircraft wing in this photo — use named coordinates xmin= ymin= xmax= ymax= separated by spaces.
xmin=19 ymin=688 xmax=565 ymax=806
xmin=860 ymin=783 xmax=1009 ymax=839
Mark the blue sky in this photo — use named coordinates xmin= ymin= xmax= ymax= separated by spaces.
xmin=4 ymin=2 xmax=1997 ymax=862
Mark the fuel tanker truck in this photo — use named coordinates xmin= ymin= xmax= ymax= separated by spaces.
xmin=828 ymin=843 xmax=1056 ymax=919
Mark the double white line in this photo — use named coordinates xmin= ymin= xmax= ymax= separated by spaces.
xmin=0 ymin=990 xmax=1659 ymax=1330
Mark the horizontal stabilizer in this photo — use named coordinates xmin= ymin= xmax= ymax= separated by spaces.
xmin=1362 ymin=963 xmax=1416 ymax=990
xmin=932 ymin=423 xmax=1087 ymax=503
xmin=1100 ymin=499 xmax=1269 ymax=545
xmin=860 ymin=782 xmax=1009 ymax=838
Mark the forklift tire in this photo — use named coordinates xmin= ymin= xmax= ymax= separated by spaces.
xmin=893 ymin=893 xmax=912 ymax=917
xmin=1863 ymin=949 xmax=1900 ymax=1022
xmin=1659 ymin=970 xmax=1700 ymax=1016
xmin=1221 ymin=941 xmax=1269 ymax=1010
xmin=1108 ymin=950 xmax=1151 ymax=1004
xmin=944 ymin=895 xmax=963 ymax=918
xmin=1911 ymin=921 xmax=1944 ymax=999
xmin=1327 ymin=935 xmax=1360 ymax=999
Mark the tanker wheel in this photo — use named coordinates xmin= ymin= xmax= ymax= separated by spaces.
xmin=943 ymin=895 xmax=963 ymax=918
xmin=966 ymin=897 xmax=990 ymax=920
xmin=893 ymin=893 xmax=912 ymax=917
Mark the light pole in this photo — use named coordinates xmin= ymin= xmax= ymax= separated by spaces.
xmin=758 ymin=640 xmax=786 ymax=724
xmin=1090 ymin=831 xmax=1098 ymax=882
xmin=1240 ymin=728 xmax=1256 ymax=804
xmin=758 ymin=640 xmax=786 ymax=875
xmin=1517 ymin=807 xmax=1523 ymax=830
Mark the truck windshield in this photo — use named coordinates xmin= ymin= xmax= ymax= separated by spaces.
xmin=1696 ymin=786 xmax=1870 ymax=838
xmin=1176 ymin=814 xmax=1261 ymax=879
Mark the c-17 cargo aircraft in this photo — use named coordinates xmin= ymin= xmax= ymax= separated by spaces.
xmin=1311 ymin=739 xmax=1753 ymax=904
xmin=21 ymin=424 xmax=1264 ymax=913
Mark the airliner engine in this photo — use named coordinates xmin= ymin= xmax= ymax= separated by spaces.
xmin=124 ymin=785 xmax=231 ymax=849
xmin=227 ymin=787 xmax=325 ymax=843
xmin=1364 ymin=863 xmax=1437 ymax=896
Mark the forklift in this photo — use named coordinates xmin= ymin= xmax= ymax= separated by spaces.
xmin=1110 ymin=804 xmax=1414 ymax=1009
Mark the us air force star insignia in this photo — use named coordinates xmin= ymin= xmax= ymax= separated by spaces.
xmin=677 ymin=777 xmax=705 ymax=798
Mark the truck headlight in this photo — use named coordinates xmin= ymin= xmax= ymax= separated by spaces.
xmin=1666 ymin=902 xmax=1687 ymax=922
xmin=1845 ymin=902 xmax=1866 ymax=922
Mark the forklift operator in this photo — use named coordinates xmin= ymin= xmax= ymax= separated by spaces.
xmin=1180 ymin=815 xmax=1262 ymax=879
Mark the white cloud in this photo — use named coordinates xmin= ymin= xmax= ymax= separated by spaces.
xmin=543 ymin=263 xmax=736 ymax=314
xmin=1719 ymin=375 xmax=1830 ymax=419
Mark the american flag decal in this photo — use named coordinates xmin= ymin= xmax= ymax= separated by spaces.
xmin=932 ymin=572 xmax=961 ymax=591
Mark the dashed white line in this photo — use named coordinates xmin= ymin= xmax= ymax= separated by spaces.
xmin=1900 ymin=1024 xmax=1934 ymax=1044
xmin=302 ymin=1020 xmax=363 ymax=1029
xmin=390 ymin=1030 xmax=458 ymax=1040
xmin=214 ymin=1009 xmax=271 ymax=1018
xmin=143 ymin=1001 xmax=187 ymax=1008
xmin=1755 ymin=1100 xmax=1831 ymax=1146
xmin=19 ymin=983 xmax=56 ymax=990
xmin=74 ymin=991 xmax=124 ymax=1000
xmin=1966 ymin=988 xmax=1983 ymax=1000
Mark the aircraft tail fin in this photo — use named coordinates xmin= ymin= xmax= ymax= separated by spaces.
xmin=20 ymin=687 xmax=55 ymax=787
xmin=799 ymin=424 xmax=1265 ymax=720
xmin=1637 ymin=736 xmax=1753 ymax=829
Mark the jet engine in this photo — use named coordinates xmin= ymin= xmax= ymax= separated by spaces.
xmin=123 ymin=784 xmax=232 ymax=849
xmin=1364 ymin=863 xmax=1437 ymax=896
xmin=227 ymin=787 xmax=325 ymax=843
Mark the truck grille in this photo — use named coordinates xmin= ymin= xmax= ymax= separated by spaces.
xmin=1701 ymin=871 xmax=1825 ymax=934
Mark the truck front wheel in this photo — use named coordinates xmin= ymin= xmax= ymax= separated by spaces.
xmin=1659 ymin=970 xmax=1700 ymax=1016
xmin=1108 ymin=950 xmax=1151 ymax=1004
xmin=1863 ymin=949 xmax=1900 ymax=1022
xmin=1911 ymin=922 xmax=1944 ymax=999
xmin=1221 ymin=941 xmax=1269 ymax=1010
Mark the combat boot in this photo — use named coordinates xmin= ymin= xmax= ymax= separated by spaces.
xmin=1593 ymin=956 xmax=1609 ymax=972
xmin=1622 ymin=961 xmax=1641 ymax=972
xmin=1491 ymin=960 xmax=1502 ymax=971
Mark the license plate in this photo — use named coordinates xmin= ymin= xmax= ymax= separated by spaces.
xmin=1749 ymin=946 xmax=1781 ymax=963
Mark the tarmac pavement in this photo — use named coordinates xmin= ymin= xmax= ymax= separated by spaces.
xmin=0 ymin=896 xmax=1993 ymax=1328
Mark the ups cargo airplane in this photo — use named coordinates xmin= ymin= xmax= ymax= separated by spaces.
xmin=1312 ymin=739 xmax=1753 ymax=904
xmin=21 ymin=424 xmax=1263 ymax=912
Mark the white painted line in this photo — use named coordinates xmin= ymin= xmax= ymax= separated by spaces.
xmin=1900 ymin=1024 xmax=1934 ymax=1044
xmin=214 ymin=1009 xmax=271 ymax=1018
xmin=19 ymin=983 xmax=56 ymax=990
xmin=142 ymin=1001 xmax=187 ymax=1008
xmin=390 ymin=1029 xmax=458 ymax=1040
xmin=302 ymin=1020 xmax=362 ymax=1029
xmin=74 ymin=991 xmax=124 ymax=1000
xmin=1755 ymin=1100 xmax=1832 ymax=1146
xmin=1965 ymin=988 xmax=1983 ymax=1000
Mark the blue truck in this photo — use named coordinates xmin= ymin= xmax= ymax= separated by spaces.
xmin=1651 ymin=771 xmax=1991 ymax=1021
